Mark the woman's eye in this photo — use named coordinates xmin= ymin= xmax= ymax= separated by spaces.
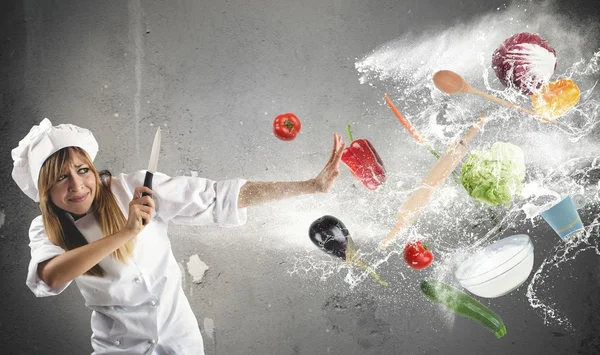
xmin=57 ymin=175 xmax=68 ymax=182
xmin=79 ymin=168 xmax=89 ymax=174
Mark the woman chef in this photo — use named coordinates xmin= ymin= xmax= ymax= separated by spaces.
xmin=11 ymin=118 xmax=346 ymax=354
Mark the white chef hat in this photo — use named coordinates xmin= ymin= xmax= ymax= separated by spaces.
xmin=11 ymin=118 xmax=99 ymax=202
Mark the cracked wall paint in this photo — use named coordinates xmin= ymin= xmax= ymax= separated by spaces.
xmin=187 ymin=254 xmax=209 ymax=284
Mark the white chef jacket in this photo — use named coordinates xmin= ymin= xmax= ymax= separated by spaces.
xmin=25 ymin=171 xmax=247 ymax=354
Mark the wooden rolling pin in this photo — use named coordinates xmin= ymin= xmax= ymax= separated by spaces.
xmin=380 ymin=115 xmax=488 ymax=250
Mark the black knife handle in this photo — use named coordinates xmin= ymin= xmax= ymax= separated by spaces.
xmin=141 ymin=171 xmax=153 ymax=225
xmin=142 ymin=171 xmax=154 ymax=197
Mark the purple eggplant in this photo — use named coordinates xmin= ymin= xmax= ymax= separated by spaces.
xmin=308 ymin=215 xmax=388 ymax=286
xmin=308 ymin=215 xmax=349 ymax=259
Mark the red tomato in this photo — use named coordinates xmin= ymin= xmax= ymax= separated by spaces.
xmin=403 ymin=240 xmax=434 ymax=270
xmin=273 ymin=113 xmax=301 ymax=141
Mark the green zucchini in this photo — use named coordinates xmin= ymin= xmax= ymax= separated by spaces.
xmin=420 ymin=279 xmax=507 ymax=339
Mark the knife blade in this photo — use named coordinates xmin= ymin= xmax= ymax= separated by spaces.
xmin=142 ymin=127 xmax=161 ymax=198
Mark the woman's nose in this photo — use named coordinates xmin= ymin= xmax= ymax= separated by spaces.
xmin=68 ymin=174 xmax=84 ymax=191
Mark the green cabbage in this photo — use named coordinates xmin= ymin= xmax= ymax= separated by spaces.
xmin=460 ymin=142 xmax=526 ymax=206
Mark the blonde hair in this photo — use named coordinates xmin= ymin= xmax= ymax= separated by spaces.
xmin=38 ymin=147 xmax=135 ymax=277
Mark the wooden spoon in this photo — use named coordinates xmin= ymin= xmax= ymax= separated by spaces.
xmin=433 ymin=70 xmax=538 ymax=116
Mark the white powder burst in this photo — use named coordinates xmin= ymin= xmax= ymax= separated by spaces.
xmin=356 ymin=2 xmax=594 ymax=90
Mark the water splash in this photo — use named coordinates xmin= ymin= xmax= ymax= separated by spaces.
xmin=288 ymin=248 xmax=399 ymax=290
xmin=289 ymin=0 xmax=600 ymax=333
xmin=526 ymin=222 xmax=600 ymax=331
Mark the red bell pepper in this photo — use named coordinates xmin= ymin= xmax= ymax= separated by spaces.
xmin=341 ymin=125 xmax=387 ymax=191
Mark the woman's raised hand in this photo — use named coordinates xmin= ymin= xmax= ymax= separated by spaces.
xmin=313 ymin=133 xmax=346 ymax=193
xmin=125 ymin=186 xmax=155 ymax=234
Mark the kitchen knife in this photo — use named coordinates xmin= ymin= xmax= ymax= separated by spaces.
xmin=141 ymin=127 xmax=161 ymax=224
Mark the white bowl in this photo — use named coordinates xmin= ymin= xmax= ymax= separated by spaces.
xmin=454 ymin=234 xmax=535 ymax=298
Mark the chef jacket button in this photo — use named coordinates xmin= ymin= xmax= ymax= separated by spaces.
xmin=148 ymin=339 xmax=156 ymax=344
xmin=114 ymin=339 xmax=121 ymax=346
xmin=133 ymin=277 xmax=141 ymax=283
xmin=150 ymin=300 xmax=157 ymax=306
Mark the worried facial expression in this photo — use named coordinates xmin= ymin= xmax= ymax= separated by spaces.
xmin=49 ymin=153 xmax=96 ymax=219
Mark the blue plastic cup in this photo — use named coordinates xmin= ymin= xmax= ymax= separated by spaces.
xmin=540 ymin=195 xmax=585 ymax=240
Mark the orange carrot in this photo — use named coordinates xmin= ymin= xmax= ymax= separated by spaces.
xmin=384 ymin=93 xmax=425 ymax=144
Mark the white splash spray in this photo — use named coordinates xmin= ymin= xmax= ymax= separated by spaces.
xmin=356 ymin=0 xmax=600 ymax=145
xmin=526 ymin=220 xmax=600 ymax=331
xmin=289 ymin=0 xmax=600 ymax=333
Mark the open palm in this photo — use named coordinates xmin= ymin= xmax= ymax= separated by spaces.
xmin=314 ymin=133 xmax=346 ymax=193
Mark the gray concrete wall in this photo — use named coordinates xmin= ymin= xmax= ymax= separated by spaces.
xmin=1 ymin=0 xmax=599 ymax=354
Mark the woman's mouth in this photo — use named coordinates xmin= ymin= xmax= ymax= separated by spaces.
xmin=69 ymin=193 xmax=89 ymax=203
